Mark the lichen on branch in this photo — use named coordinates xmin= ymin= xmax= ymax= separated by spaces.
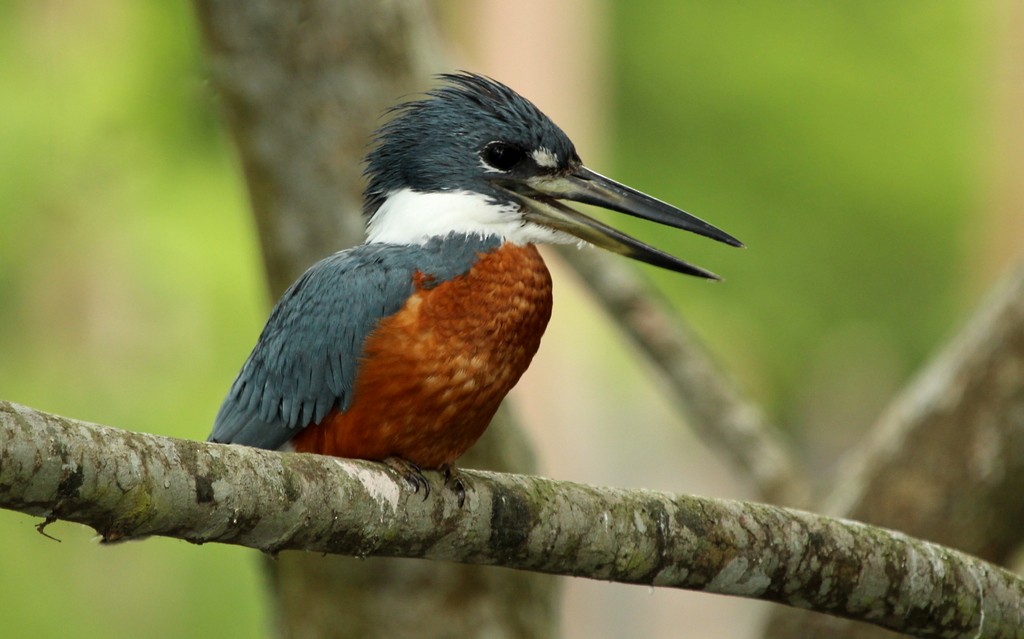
xmin=1 ymin=399 xmax=1021 ymax=639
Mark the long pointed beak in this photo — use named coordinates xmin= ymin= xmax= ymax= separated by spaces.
xmin=493 ymin=166 xmax=742 ymax=279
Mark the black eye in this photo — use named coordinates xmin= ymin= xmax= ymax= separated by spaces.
xmin=481 ymin=142 xmax=525 ymax=171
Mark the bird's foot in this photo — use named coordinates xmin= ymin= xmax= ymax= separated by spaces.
xmin=384 ymin=457 xmax=431 ymax=499
xmin=440 ymin=464 xmax=467 ymax=508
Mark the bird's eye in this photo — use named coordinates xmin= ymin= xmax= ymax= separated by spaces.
xmin=481 ymin=142 xmax=525 ymax=172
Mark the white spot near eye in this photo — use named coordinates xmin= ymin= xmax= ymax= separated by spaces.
xmin=532 ymin=147 xmax=559 ymax=168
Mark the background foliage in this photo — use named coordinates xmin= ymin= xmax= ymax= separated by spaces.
xmin=0 ymin=1 xmax=1000 ymax=637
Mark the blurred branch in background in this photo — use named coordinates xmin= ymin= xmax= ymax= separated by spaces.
xmin=828 ymin=262 xmax=1024 ymax=560
xmin=556 ymin=246 xmax=808 ymax=506
xmin=2 ymin=399 xmax=1022 ymax=639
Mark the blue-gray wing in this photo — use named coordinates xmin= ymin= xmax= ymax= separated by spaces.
xmin=208 ymin=245 xmax=419 ymax=450
xmin=208 ymin=235 xmax=501 ymax=450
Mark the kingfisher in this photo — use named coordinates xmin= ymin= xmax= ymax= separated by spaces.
xmin=209 ymin=72 xmax=740 ymax=490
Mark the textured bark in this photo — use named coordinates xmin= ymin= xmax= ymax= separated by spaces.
xmin=556 ymin=246 xmax=808 ymax=506
xmin=191 ymin=1 xmax=559 ymax=637
xmin=2 ymin=400 xmax=1023 ymax=639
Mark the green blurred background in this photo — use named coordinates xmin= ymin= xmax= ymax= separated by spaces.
xmin=0 ymin=1 xmax=1013 ymax=637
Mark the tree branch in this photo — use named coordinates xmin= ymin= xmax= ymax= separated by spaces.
xmin=556 ymin=246 xmax=807 ymax=505
xmin=2 ymin=400 xmax=1021 ymax=639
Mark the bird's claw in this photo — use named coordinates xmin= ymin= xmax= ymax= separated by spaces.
xmin=384 ymin=457 xmax=431 ymax=500
xmin=441 ymin=464 xmax=467 ymax=508
xmin=382 ymin=459 xmax=468 ymax=506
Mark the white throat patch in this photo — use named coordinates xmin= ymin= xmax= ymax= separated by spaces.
xmin=366 ymin=188 xmax=573 ymax=246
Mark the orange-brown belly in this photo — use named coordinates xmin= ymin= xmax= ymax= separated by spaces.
xmin=291 ymin=243 xmax=553 ymax=468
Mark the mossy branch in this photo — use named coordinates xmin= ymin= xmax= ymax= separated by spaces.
xmin=1 ymin=400 xmax=1021 ymax=639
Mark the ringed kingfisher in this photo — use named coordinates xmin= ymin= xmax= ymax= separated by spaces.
xmin=209 ymin=72 xmax=741 ymax=490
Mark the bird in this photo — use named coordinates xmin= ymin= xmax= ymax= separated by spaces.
xmin=208 ymin=72 xmax=741 ymax=493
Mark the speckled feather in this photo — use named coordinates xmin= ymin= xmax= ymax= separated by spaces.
xmin=209 ymin=234 xmax=503 ymax=450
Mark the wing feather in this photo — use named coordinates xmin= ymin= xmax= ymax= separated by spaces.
xmin=207 ymin=235 xmax=501 ymax=450
xmin=209 ymin=246 xmax=417 ymax=449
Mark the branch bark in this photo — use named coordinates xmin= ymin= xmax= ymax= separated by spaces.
xmin=1 ymin=400 xmax=1021 ymax=639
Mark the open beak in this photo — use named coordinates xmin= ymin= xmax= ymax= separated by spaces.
xmin=493 ymin=166 xmax=742 ymax=279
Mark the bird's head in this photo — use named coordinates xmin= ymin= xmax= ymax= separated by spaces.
xmin=363 ymin=72 xmax=741 ymax=278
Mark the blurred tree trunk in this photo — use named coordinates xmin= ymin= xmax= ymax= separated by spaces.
xmin=191 ymin=1 xmax=560 ymax=637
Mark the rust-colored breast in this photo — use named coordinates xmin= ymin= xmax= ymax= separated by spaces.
xmin=291 ymin=243 xmax=553 ymax=468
